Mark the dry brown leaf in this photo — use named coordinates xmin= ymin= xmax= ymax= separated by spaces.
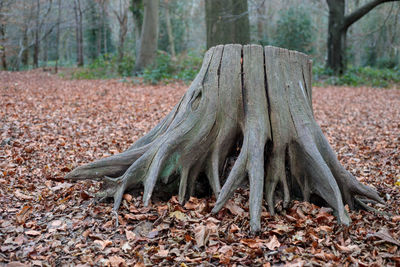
xmin=367 ymin=228 xmax=400 ymax=246
xmin=265 ymin=235 xmax=280 ymax=250
xmin=94 ymin=240 xmax=112 ymax=251
xmin=25 ymin=230 xmax=41 ymax=236
xmin=15 ymin=190 xmax=34 ymax=200
xmin=194 ymin=224 xmax=209 ymax=247
xmin=16 ymin=205 xmax=32 ymax=225
xmin=218 ymin=245 xmax=233 ymax=264
xmin=240 ymin=238 xmax=265 ymax=249
xmin=335 ymin=243 xmax=360 ymax=253
xmin=125 ymin=230 xmax=136 ymax=241
xmin=108 ymin=255 xmax=126 ymax=267
xmin=225 ymin=200 xmax=245 ymax=216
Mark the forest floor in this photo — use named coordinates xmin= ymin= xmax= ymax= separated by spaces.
xmin=0 ymin=70 xmax=399 ymax=266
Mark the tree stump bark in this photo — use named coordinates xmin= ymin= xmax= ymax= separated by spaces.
xmin=66 ymin=45 xmax=383 ymax=232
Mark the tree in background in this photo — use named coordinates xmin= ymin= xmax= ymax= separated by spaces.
xmin=205 ymin=0 xmax=250 ymax=49
xmin=326 ymin=0 xmax=400 ymax=74
xmin=273 ymin=7 xmax=314 ymax=54
xmin=130 ymin=0 xmax=143 ymax=58
xmin=163 ymin=0 xmax=176 ymax=59
xmin=55 ymin=0 xmax=61 ymax=73
xmin=0 ymin=0 xmax=10 ymax=70
xmin=112 ymin=0 xmax=129 ymax=64
xmin=73 ymin=0 xmax=84 ymax=67
xmin=134 ymin=0 xmax=159 ymax=72
xmin=85 ymin=0 xmax=102 ymax=61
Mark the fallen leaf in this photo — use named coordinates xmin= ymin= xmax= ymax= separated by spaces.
xmin=367 ymin=228 xmax=400 ymax=246
xmin=121 ymin=242 xmax=132 ymax=253
xmin=225 ymin=200 xmax=245 ymax=216
xmin=392 ymin=215 xmax=400 ymax=222
xmin=265 ymin=235 xmax=280 ymax=250
xmin=194 ymin=225 xmax=210 ymax=247
xmin=16 ymin=205 xmax=32 ymax=225
xmin=25 ymin=230 xmax=41 ymax=236
xmin=94 ymin=240 xmax=112 ymax=251
xmin=335 ymin=243 xmax=360 ymax=253
xmin=5 ymin=262 xmax=30 ymax=267
xmin=15 ymin=190 xmax=34 ymax=200
xmin=155 ymin=248 xmax=169 ymax=258
xmin=108 ymin=255 xmax=125 ymax=267
xmin=240 ymin=238 xmax=265 ymax=249
xmin=125 ymin=230 xmax=136 ymax=241
xmin=169 ymin=210 xmax=188 ymax=221
xmin=218 ymin=245 xmax=233 ymax=264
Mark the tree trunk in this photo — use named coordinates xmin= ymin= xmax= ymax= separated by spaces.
xmin=115 ymin=0 xmax=128 ymax=64
xmin=74 ymin=0 xmax=84 ymax=67
xmin=33 ymin=0 xmax=40 ymax=68
xmin=326 ymin=0 xmax=399 ymax=74
xmin=131 ymin=0 xmax=143 ymax=58
xmin=67 ymin=45 xmax=383 ymax=232
xmin=134 ymin=0 xmax=159 ymax=73
xmin=205 ymin=0 xmax=250 ymax=49
xmin=0 ymin=23 xmax=6 ymax=70
xmin=256 ymin=0 xmax=266 ymax=42
xmin=327 ymin=0 xmax=346 ymax=74
xmin=21 ymin=29 xmax=29 ymax=67
xmin=101 ymin=1 xmax=108 ymax=54
xmin=164 ymin=0 xmax=176 ymax=59
xmin=43 ymin=34 xmax=48 ymax=67
xmin=55 ymin=0 xmax=61 ymax=73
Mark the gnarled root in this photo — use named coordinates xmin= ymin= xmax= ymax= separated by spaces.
xmin=66 ymin=45 xmax=384 ymax=232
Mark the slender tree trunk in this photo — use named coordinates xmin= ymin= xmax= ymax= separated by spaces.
xmin=0 ymin=23 xmax=6 ymax=70
xmin=43 ymin=35 xmax=48 ymax=67
xmin=134 ymin=0 xmax=159 ymax=73
xmin=55 ymin=0 xmax=61 ymax=73
xmin=164 ymin=0 xmax=176 ymax=59
xmin=21 ymin=29 xmax=29 ymax=67
xmin=256 ymin=0 xmax=266 ymax=42
xmin=74 ymin=0 xmax=84 ymax=67
xmin=131 ymin=0 xmax=143 ymax=58
xmin=205 ymin=0 xmax=250 ymax=49
xmin=100 ymin=1 xmax=107 ymax=54
xmin=115 ymin=0 xmax=128 ymax=64
xmin=327 ymin=0 xmax=346 ymax=74
xmin=33 ymin=0 xmax=40 ymax=68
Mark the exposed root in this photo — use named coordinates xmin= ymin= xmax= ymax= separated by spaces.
xmin=354 ymin=197 xmax=392 ymax=217
xmin=67 ymin=45 xmax=385 ymax=232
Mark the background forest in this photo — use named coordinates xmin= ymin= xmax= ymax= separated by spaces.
xmin=0 ymin=0 xmax=399 ymax=86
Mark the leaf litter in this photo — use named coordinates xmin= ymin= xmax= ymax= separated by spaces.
xmin=0 ymin=70 xmax=399 ymax=266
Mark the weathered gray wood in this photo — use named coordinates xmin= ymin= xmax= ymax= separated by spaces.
xmin=67 ymin=44 xmax=383 ymax=232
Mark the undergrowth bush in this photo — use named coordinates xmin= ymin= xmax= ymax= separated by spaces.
xmin=313 ymin=65 xmax=400 ymax=88
xmin=70 ymin=51 xmax=202 ymax=84
xmin=71 ymin=54 xmax=135 ymax=79
xmin=141 ymin=51 xmax=202 ymax=84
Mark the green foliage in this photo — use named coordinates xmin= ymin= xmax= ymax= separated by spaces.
xmin=141 ymin=51 xmax=202 ymax=84
xmin=273 ymin=7 xmax=315 ymax=54
xmin=71 ymin=54 xmax=135 ymax=79
xmin=70 ymin=50 xmax=202 ymax=83
xmin=141 ymin=52 xmax=175 ymax=84
xmin=313 ymin=65 xmax=400 ymax=88
xmin=376 ymin=57 xmax=399 ymax=69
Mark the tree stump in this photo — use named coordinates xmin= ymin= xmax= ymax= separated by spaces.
xmin=66 ymin=45 xmax=383 ymax=232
